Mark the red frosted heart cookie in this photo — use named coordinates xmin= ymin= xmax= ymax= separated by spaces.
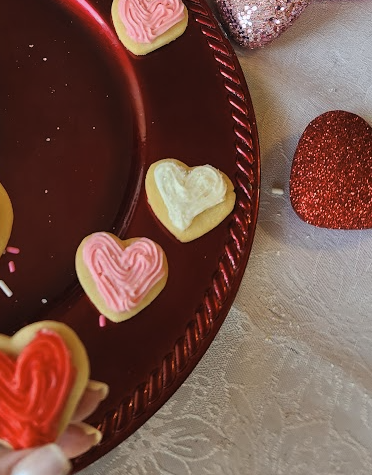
xmin=0 ymin=321 xmax=89 ymax=449
xmin=76 ymin=233 xmax=168 ymax=322
xmin=290 ymin=110 xmax=372 ymax=229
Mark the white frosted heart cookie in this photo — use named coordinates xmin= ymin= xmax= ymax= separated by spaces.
xmin=0 ymin=183 xmax=13 ymax=255
xmin=76 ymin=232 xmax=168 ymax=323
xmin=0 ymin=321 xmax=90 ymax=449
xmin=145 ymin=159 xmax=236 ymax=242
xmin=111 ymin=0 xmax=188 ymax=56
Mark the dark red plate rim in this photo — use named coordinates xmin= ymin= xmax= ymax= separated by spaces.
xmin=2 ymin=0 xmax=260 ymax=471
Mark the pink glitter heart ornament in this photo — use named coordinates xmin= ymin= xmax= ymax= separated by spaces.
xmin=214 ymin=0 xmax=311 ymax=49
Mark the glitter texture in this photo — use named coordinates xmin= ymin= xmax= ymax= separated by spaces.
xmin=290 ymin=111 xmax=372 ymax=230
xmin=215 ymin=0 xmax=311 ymax=48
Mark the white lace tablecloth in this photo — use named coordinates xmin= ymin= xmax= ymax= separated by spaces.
xmin=80 ymin=2 xmax=372 ymax=473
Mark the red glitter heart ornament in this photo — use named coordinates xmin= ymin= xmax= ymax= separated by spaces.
xmin=290 ymin=111 xmax=372 ymax=229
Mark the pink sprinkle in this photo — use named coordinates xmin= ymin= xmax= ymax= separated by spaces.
xmin=6 ymin=246 xmax=20 ymax=255
xmin=99 ymin=315 xmax=107 ymax=327
xmin=8 ymin=261 xmax=15 ymax=273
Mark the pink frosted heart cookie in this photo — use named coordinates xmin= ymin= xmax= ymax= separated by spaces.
xmin=145 ymin=158 xmax=236 ymax=242
xmin=111 ymin=0 xmax=188 ymax=55
xmin=0 ymin=183 xmax=13 ymax=256
xmin=76 ymin=233 xmax=168 ymax=322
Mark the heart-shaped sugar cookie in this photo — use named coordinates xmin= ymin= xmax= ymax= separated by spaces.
xmin=111 ymin=0 xmax=188 ymax=55
xmin=290 ymin=110 xmax=372 ymax=229
xmin=145 ymin=159 xmax=236 ymax=242
xmin=0 ymin=183 xmax=13 ymax=256
xmin=76 ymin=233 xmax=168 ymax=322
xmin=0 ymin=321 xmax=89 ymax=449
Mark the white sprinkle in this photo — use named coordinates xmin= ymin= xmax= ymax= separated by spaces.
xmin=43 ymin=57 xmax=47 ymax=61
xmin=271 ymin=187 xmax=284 ymax=196
xmin=92 ymin=126 xmax=96 ymax=130
xmin=0 ymin=280 xmax=13 ymax=297
xmin=45 ymin=190 xmax=48 ymax=193
xmin=29 ymin=44 xmax=34 ymax=48
xmin=56 ymin=126 xmax=60 ymax=130
xmin=46 ymin=137 xmax=51 ymax=142
xmin=252 ymin=5 xmax=257 ymax=10
xmin=41 ymin=298 xmax=48 ymax=304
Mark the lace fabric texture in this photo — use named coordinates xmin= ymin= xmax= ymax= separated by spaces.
xmin=80 ymin=1 xmax=372 ymax=473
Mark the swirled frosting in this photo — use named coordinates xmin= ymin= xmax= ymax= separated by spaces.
xmin=0 ymin=330 xmax=76 ymax=449
xmin=154 ymin=162 xmax=227 ymax=231
xmin=82 ymin=234 xmax=165 ymax=312
xmin=118 ymin=0 xmax=185 ymax=43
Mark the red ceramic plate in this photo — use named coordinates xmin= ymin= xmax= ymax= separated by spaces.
xmin=1 ymin=0 xmax=260 ymax=470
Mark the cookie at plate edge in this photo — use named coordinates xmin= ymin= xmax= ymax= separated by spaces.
xmin=111 ymin=0 xmax=188 ymax=55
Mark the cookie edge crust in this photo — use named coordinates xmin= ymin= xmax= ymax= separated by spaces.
xmin=0 ymin=184 xmax=14 ymax=255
